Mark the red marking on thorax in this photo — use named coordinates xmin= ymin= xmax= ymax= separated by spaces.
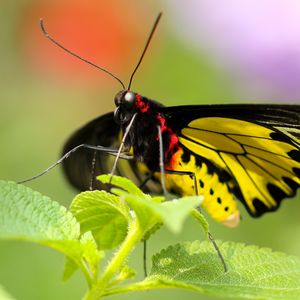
xmin=169 ymin=133 xmax=179 ymax=151
xmin=135 ymin=94 xmax=149 ymax=113
xmin=157 ymin=114 xmax=167 ymax=132
xmin=156 ymin=114 xmax=181 ymax=169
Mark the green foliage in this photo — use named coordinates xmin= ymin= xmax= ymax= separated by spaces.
xmin=70 ymin=190 xmax=130 ymax=250
xmin=100 ymin=175 xmax=203 ymax=234
xmin=0 ymin=180 xmax=80 ymax=256
xmin=148 ymin=241 xmax=300 ymax=299
xmin=0 ymin=178 xmax=300 ymax=300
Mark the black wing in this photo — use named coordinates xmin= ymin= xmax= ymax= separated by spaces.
xmin=164 ymin=104 xmax=300 ymax=129
xmin=62 ymin=112 xmax=162 ymax=193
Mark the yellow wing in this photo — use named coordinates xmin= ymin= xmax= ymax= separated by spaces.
xmin=178 ymin=117 xmax=300 ymax=219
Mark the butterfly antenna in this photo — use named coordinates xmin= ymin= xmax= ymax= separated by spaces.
xmin=127 ymin=12 xmax=162 ymax=90
xmin=39 ymin=18 xmax=125 ymax=89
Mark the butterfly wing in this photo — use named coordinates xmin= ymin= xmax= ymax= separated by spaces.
xmin=62 ymin=104 xmax=300 ymax=226
xmin=62 ymin=112 xmax=162 ymax=193
xmin=164 ymin=104 xmax=300 ymax=219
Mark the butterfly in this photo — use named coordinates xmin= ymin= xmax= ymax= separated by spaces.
xmin=38 ymin=13 xmax=300 ymax=228
xmin=62 ymin=97 xmax=300 ymax=228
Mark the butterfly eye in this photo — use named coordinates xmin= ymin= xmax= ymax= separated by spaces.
xmin=113 ymin=107 xmax=122 ymax=124
xmin=123 ymin=91 xmax=136 ymax=108
xmin=114 ymin=90 xmax=125 ymax=106
xmin=114 ymin=106 xmax=132 ymax=124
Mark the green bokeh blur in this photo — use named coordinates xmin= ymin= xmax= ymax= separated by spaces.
xmin=1 ymin=1 xmax=299 ymax=300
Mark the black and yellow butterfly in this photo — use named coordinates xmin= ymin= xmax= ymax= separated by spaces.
xmin=62 ymin=96 xmax=300 ymax=228
xmin=39 ymin=13 xmax=300 ymax=228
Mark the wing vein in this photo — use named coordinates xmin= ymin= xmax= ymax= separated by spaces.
xmin=245 ymin=152 xmax=297 ymax=177
xmin=182 ymin=135 xmax=243 ymax=154
xmin=239 ymin=143 xmax=291 ymax=158
xmin=236 ymin=155 xmax=270 ymax=202
xmin=187 ymin=126 xmax=273 ymax=140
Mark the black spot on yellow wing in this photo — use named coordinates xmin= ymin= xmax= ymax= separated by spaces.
xmin=181 ymin=151 xmax=190 ymax=163
xmin=178 ymin=117 xmax=300 ymax=218
xmin=289 ymin=150 xmax=300 ymax=162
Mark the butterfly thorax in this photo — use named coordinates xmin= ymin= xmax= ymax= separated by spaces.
xmin=114 ymin=90 xmax=180 ymax=169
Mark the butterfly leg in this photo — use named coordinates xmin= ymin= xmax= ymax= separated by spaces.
xmin=138 ymin=170 xmax=159 ymax=278
xmin=208 ymin=232 xmax=227 ymax=272
xmin=163 ymin=168 xmax=228 ymax=272
xmin=157 ymin=125 xmax=169 ymax=197
xmin=109 ymin=113 xmax=137 ymax=181
xmin=139 ymin=125 xmax=171 ymax=278
xmin=143 ymin=240 xmax=148 ymax=277
xmin=89 ymin=150 xmax=98 ymax=190
xmin=17 ymin=143 xmax=132 ymax=184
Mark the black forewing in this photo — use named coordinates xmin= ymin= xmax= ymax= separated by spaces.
xmin=62 ymin=112 xmax=162 ymax=192
xmin=165 ymin=104 xmax=300 ymax=152
xmin=163 ymin=104 xmax=300 ymax=129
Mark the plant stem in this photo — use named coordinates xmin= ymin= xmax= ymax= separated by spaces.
xmin=78 ymin=259 xmax=93 ymax=288
xmin=84 ymin=220 xmax=143 ymax=300
xmin=102 ymin=280 xmax=169 ymax=296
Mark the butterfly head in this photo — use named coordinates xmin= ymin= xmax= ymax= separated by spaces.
xmin=114 ymin=90 xmax=136 ymax=108
xmin=114 ymin=90 xmax=151 ymax=124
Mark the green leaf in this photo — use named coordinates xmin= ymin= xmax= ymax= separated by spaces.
xmin=113 ymin=189 xmax=202 ymax=234
xmin=63 ymin=256 xmax=79 ymax=282
xmin=0 ymin=181 xmax=80 ymax=257
xmin=63 ymin=232 xmax=103 ymax=282
xmin=112 ymin=188 xmax=160 ymax=232
xmin=159 ymin=197 xmax=203 ymax=233
xmin=142 ymin=222 xmax=163 ymax=241
xmin=97 ymin=175 xmax=144 ymax=197
xmin=70 ymin=190 xmax=130 ymax=250
xmin=100 ymin=175 xmax=202 ymax=234
xmin=0 ymin=285 xmax=15 ymax=300
xmin=191 ymin=208 xmax=210 ymax=235
xmin=80 ymin=232 xmax=104 ymax=278
xmin=147 ymin=240 xmax=300 ymax=299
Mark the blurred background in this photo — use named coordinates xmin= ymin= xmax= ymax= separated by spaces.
xmin=1 ymin=0 xmax=300 ymax=299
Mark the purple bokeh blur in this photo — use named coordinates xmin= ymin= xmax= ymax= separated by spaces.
xmin=167 ymin=1 xmax=300 ymax=102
